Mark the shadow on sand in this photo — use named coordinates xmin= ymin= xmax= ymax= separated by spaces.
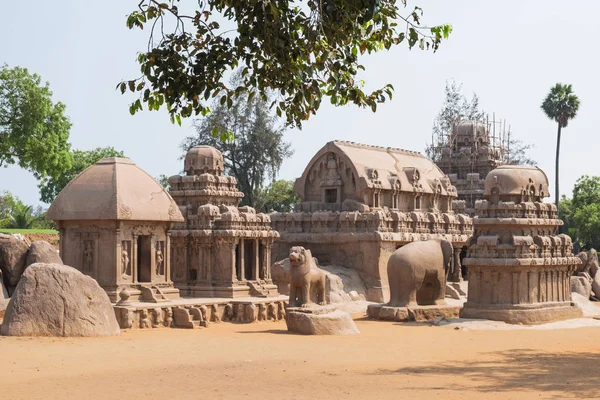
xmin=373 ymin=348 xmax=600 ymax=398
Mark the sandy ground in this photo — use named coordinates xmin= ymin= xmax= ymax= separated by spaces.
xmin=1 ymin=315 xmax=600 ymax=400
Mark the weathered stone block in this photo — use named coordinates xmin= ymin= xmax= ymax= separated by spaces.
xmin=571 ymin=276 xmax=592 ymax=299
xmin=286 ymin=309 xmax=359 ymax=335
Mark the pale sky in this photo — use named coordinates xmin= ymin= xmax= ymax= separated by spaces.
xmin=1 ymin=1 xmax=598 ymax=207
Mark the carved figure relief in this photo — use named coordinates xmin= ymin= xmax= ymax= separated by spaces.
xmin=235 ymin=304 xmax=245 ymax=322
xmin=152 ymin=308 xmax=164 ymax=328
xmin=120 ymin=308 xmax=134 ymax=329
xmin=164 ymin=308 xmax=173 ymax=327
xmin=210 ymin=304 xmax=221 ymax=323
xmin=277 ymin=301 xmax=286 ymax=320
xmin=267 ymin=302 xmax=277 ymax=320
xmin=245 ymin=303 xmax=256 ymax=322
xmin=155 ymin=241 xmax=165 ymax=276
xmin=258 ymin=303 xmax=267 ymax=321
xmin=82 ymin=240 xmax=94 ymax=274
xmin=121 ymin=241 xmax=131 ymax=276
xmin=223 ymin=304 xmax=234 ymax=321
xmin=139 ymin=309 xmax=151 ymax=329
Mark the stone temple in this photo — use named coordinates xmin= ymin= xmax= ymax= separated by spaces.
xmin=460 ymin=165 xmax=582 ymax=324
xmin=272 ymin=141 xmax=473 ymax=303
xmin=168 ymin=146 xmax=279 ymax=298
xmin=46 ymin=157 xmax=184 ymax=302
xmin=433 ymin=120 xmax=508 ymax=215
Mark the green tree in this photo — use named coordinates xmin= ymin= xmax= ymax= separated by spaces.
xmin=121 ymin=1 xmax=451 ymax=129
xmin=541 ymin=83 xmax=580 ymax=212
xmin=156 ymin=174 xmax=170 ymax=189
xmin=180 ymin=75 xmax=292 ymax=207
xmin=0 ymin=191 xmax=18 ymax=228
xmin=255 ymin=180 xmax=300 ymax=213
xmin=0 ymin=65 xmax=72 ymax=179
xmin=38 ymin=147 xmax=125 ymax=203
xmin=560 ymin=176 xmax=600 ymax=250
xmin=6 ymin=202 xmax=39 ymax=229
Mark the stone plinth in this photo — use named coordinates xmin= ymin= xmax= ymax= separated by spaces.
xmin=460 ymin=166 xmax=582 ymax=324
xmin=285 ymin=306 xmax=359 ymax=335
xmin=367 ymin=303 xmax=461 ymax=322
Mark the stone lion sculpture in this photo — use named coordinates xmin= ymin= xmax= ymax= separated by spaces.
xmin=288 ymin=246 xmax=327 ymax=307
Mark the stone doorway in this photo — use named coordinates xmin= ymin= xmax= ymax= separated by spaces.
xmin=137 ymin=235 xmax=152 ymax=283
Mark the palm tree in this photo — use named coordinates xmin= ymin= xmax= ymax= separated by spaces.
xmin=7 ymin=203 xmax=39 ymax=229
xmin=541 ymin=83 xmax=580 ymax=214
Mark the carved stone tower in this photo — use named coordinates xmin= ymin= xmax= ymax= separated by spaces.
xmin=460 ymin=165 xmax=582 ymax=324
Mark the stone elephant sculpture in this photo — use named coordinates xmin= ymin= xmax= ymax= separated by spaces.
xmin=387 ymin=239 xmax=454 ymax=307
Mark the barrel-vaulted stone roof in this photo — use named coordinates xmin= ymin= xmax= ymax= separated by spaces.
xmin=295 ymin=140 xmax=455 ymax=199
xmin=46 ymin=157 xmax=184 ymax=222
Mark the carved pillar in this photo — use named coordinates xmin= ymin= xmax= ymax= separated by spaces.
xmin=254 ymin=239 xmax=260 ymax=281
xmin=132 ymin=234 xmax=139 ymax=283
xmin=266 ymin=241 xmax=272 ymax=280
xmin=150 ymin=234 xmax=157 ymax=283
xmin=165 ymin=231 xmax=171 ymax=283
xmin=116 ymin=229 xmax=122 ymax=283
xmin=231 ymin=239 xmax=238 ymax=283
xmin=206 ymin=241 xmax=212 ymax=282
xmin=239 ymin=239 xmax=245 ymax=281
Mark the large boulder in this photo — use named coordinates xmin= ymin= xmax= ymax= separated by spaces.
xmin=1 ymin=263 xmax=120 ymax=337
xmin=26 ymin=241 xmax=62 ymax=266
xmin=571 ymin=276 xmax=593 ymax=299
xmin=0 ymin=234 xmax=29 ymax=288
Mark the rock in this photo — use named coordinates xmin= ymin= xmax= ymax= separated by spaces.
xmin=0 ymin=270 xmax=9 ymax=314
xmin=450 ymin=281 xmax=468 ymax=296
xmin=571 ymin=276 xmax=592 ymax=299
xmin=445 ymin=284 xmax=461 ymax=300
xmin=286 ymin=308 xmax=359 ymax=335
xmin=25 ymin=241 xmax=62 ymax=267
xmin=0 ymin=263 xmax=120 ymax=337
xmin=367 ymin=303 xmax=460 ymax=322
xmin=0 ymin=233 xmax=30 ymax=287
xmin=572 ymin=292 xmax=600 ymax=317
xmin=348 ymin=290 xmax=363 ymax=301
xmin=271 ymin=258 xmax=291 ymax=294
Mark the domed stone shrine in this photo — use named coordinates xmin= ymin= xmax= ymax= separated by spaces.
xmin=168 ymin=145 xmax=279 ymax=298
xmin=460 ymin=165 xmax=582 ymax=324
xmin=46 ymin=157 xmax=184 ymax=302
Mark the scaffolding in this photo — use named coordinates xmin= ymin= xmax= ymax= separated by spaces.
xmin=427 ymin=113 xmax=513 ymax=214
xmin=427 ymin=113 xmax=513 ymax=167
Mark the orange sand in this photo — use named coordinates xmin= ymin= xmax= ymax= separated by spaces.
xmin=0 ymin=317 xmax=599 ymax=399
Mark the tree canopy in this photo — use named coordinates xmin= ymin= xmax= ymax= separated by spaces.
xmin=541 ymin=83 xmax=579 ymax=211
xmin=122 ymin=1 xmax=451 ymax=129
xmin=37 ymin=147 xmax=125 ymax=204
xmin=559 ymin=175 xmax=600 ymax=251
xmin=0 ymin=191 xmax=52 ymax=230
xmin=254 ymin=180 xmax=300 ymax=213
xmin=180 ymin=75 xmax=292 ymax=207
xmin=541 ymin=83 xmax=580 ymax=129
xmin=0 ymin=65 xmax=72 ymax=179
